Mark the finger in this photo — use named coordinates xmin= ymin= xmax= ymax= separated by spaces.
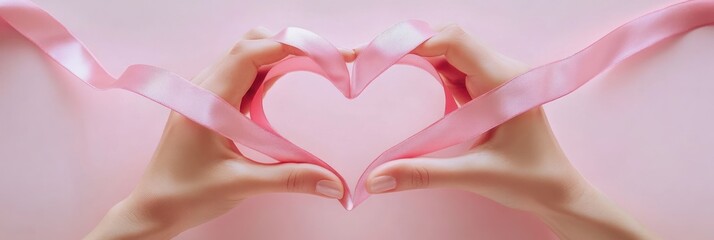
xmin=353 ymin=44 xmax=472 ymax=104
xmin=424 ymin=56 xmax=465 ymax=82
xmin=192 ymin=27 xmax=275 ymax=86
xmin=241 ymin=162 xmax=345 ymax=199
xmin=243 ymin=26 xmax=354 ymax=61
xmin=414 ymin=24 xmax=530 ymax=97
xmin=352 ymin=26 xmax=474 ymax=61
xmin=339 ymin=48 xmax=356 ymax=63
xmin=410 ymin=23 xmax=481 ymax=58
xmin=423 ymin=56 xmax=473 ymax=104
xmin=199 ymin=39 xmax=302 ymax=105
xmin=228 ymin=39 xmax=304 ymax=66
xmin=242 ymin=26 xmax=273 ymax=40
xmin=417 ymin=24 xmax=525 ymax=76
xmin=350 ymin=43 xmax=368 ymax=56
xmin=191 ymin=64 xmax=218 ymax=85
xmin=243 ymin=26 xmax=354 ymax=62
xmin=366 ymin=156 xmax=483 ymax=194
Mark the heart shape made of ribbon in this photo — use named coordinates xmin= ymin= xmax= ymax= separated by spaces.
xmin=2 ymin=0 xmax=713 ymax=210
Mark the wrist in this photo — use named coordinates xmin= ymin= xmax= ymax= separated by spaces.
xmin=85 ymin=197 xmax=180 ymax=240
xmin=532 ymin=178 xmax=598 ymax=219
xmin=531 ymin=179 xmax=655 ymax=240
xmin=531 ymin=172 xmax=592 ymax=216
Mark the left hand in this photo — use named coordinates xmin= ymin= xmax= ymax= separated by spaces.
xmin=85 ymin=27 xmax=355 ymax=239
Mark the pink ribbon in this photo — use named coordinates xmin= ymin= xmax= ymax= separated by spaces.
xmin=1 ymin=0 xmax=713 ymax=210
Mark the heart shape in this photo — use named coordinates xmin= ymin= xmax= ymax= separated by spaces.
xmin=3 ymin=0 xmax=713 ymax=210
xmin=243 ymin=21 xmax=461 ymax=209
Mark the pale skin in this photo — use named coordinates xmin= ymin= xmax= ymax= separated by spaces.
xmin=86 ymin=25 xmax=655 ymax=239
xmin=85 ymin=28 xmax=353 ymax=239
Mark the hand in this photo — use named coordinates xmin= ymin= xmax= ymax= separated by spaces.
xmin=364 ymin=25 xmax=656 ymax=240
xmin=85 ymin=28 xmax=355 ymax=239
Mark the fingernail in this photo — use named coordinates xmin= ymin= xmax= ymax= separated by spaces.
xmin=316 ymin=180 xmax=343 ymax=199
xmin=369 ymin=176 xmax=396 ymax=193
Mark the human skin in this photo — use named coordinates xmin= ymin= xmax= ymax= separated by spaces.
xmin=86 ymin=25 xmax=656 ymax=239
xmin=364 ymin=24 xmax=658 ymax=240
xmin=84 ymin=28 xmax=355 ymax=239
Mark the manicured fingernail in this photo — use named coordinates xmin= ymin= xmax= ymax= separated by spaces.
xmin=369 ymin=176 xmax=396 ymax=193
xmin=316 ymin=180 xmax=343 ymax=199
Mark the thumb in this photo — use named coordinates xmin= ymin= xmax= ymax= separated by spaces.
xmin=366 ymin=157 xmax=474 ymax=194
xmin=247 ymin=162 xmax=345 ymax=199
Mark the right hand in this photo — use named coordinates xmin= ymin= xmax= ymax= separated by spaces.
xmin=362 ymin=24 xmax=656 ymax=240
xmin=365 ymin=24 xmax=577 ymax=212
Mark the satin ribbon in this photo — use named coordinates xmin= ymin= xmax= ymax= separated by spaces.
xmin=1 ymin=0 xmax=713 ymax=210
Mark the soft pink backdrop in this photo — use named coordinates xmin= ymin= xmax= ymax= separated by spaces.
xmin=1 ymin=0 xmax=713 ymax=239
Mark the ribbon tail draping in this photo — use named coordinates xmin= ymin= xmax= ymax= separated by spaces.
xmin=353 ymin=0 xmax=714 ymax=206
xmin=2 ymin=0 xmax=713 ymax=209
xmin=0 ymin=0 xmax=357 ymax=208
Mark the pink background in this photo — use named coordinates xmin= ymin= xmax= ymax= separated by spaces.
xmin=1 ymin=0 xmax=713 ymax=239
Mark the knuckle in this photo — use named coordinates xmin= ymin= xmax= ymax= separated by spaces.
xmin=284 ymin=167 xmax=307 ymax=193
xmin=443 ymin=24 xmax=466 ymax=36
xmin=229 ymin=40 xmax=254 ymax=56
xmin=246 ymin=27 xmax=263 ymax=35
xmin=243 ymin=26 xmax=270 ymax=39
xmin=409 ymin=166 xmax=431 ymax=188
